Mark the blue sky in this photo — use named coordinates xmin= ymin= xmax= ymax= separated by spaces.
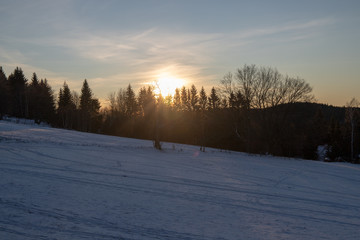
xmin=1 ymin=0 xmax=359 ymax=106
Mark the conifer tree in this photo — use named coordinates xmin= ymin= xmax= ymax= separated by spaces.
xmin=30 ymin=72 xmax=39 ymax=86
xmin=208 ymin=87 xmax=220 ymax=110
xmin=0 ymin=67 xmax=9 ymax=119
xmin=0 ymin=67 xmax=6 ymax=83
xmin=38 ymin=78 xmax=55 ymax=123
xmin=58 ymin=82 xmax=73 ymax=110
xmin=80 ymin=79 xmax=100 ymax=132
xmin=199 ymin=86 xmax=208 ymax=152
xmin=125 ymin=84 xmax=137 ymax=117
xmin=8 ymin=67 xmax=28 ymax=117
xmin=138 ymin=86 xmax=155 ymax=118
xmin=187 ymin=89 xmax=191 ymax=110
xmin=80 ymin=79 xmax=92 ymax=113
xmin=190 ymin=84 xmax=199 ymax=111
xmin=199 ymin=87 xmax=207 ymax=111
xmin=180 ymin=86 xmax=189 ymax=111
xmin=58 ymin=82 xmax=75 ymax=128
xmin=173 ymin=88 xmax=181 ymax=110
xmin=164 ymin=94 xmax=172 ymax=107
xmin=28 ymin=73 xmax=40 ymax=120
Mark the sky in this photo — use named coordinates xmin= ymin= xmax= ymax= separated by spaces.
xmin=0 ymin=0 xmax=359 ymax=106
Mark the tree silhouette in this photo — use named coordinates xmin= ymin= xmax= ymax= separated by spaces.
xmin=3 ymin=65 xmax=357 ymax=162
xmin=28 ymin=73 xmax=55 ymax=124
xmin=346 ymin=98 xmax=359 ymax=162
xmin=80 ymin=79 xmax=100 ymax=132
xmin=208 ymin=87 xmax=220 ymax=110
xmin=0 ymin=67 xmax=9 ymax=119
xmin=199 ymin=86 xmax=208 ymax=151
xmin=58 ymin=82 xmax=75 ymax=128
xmin=38 ymin=78 xmax=56 ymax=123
xmin=190 ymin=84 xmax=199 ymax=111
xmin=28 ymin=73 xmax=40 ymax=121
xmin=125 ymin=84 xmax=137 ymax=117
xmin=173 ymin=88 xmax=181 ymax=110
xmin=8 ymin=67 xmax=28 ymax=118
xmin=199 ymin=87 xmax=207 ymax=111
xmin=180 ymin=86 xmax=189 ymax=111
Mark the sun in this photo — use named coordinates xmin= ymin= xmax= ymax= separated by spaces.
xmin=153 ymin=74 xmax=185 ymax=96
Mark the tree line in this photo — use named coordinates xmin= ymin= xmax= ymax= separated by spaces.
xmin=0 ymin=65 xmax=358 ymax=162
xmin=0 ymin=67 xmax=100 ymax=132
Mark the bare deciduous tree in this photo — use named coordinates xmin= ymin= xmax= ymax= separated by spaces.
xmin=235 ymin=64 xmax=258 ymax=110
xmin=72 ymin=90 xmax=80 ymax=110
xmin=221 ymin=64 xmax=315 ymax=154
xmin=346 ymin=98 xmax=359 ymax=162
xmin=108 ymin=88 xmax=127 ymax=114
xmin=284 ymin=76 xmax=314 ymax=104
xmin=222 ymin=65 xmax=314 ymax=110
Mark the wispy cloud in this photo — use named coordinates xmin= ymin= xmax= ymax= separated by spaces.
xmin=224 ymin=18 xmax=335 ymax=48
xmin=1 ymin=16 xmax=335 ymax=102
xmin=23 ymin=28 xmax=223 ymax=90
xmin=38 ymin=18 xmax=333 ymax=65
xmin=237 ymin=18 xmax=334 ymax=39
xmin=0 ymin=46 xmax=80 ymax=93
xmin=40 ymin=28 xmax=221 ymax=65
xmin=0 ymin=46 xmax=29 ymax=67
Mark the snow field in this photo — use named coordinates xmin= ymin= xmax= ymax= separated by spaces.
xmin=1 ymin=121 xmax=360 ymax=239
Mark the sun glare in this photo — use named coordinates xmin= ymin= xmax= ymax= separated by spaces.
xmin=153 ymin=74 xmax=185 ymax=96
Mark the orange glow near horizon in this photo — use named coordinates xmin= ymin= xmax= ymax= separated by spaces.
xmin=152 ymin=73 xmax=186 ymax=96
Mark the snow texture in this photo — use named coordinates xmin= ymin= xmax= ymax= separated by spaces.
xmin=1 ymin=121 xmax=360 ymax=239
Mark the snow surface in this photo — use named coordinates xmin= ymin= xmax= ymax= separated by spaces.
xmin=1 ymin=121 xmax=360 ymax=240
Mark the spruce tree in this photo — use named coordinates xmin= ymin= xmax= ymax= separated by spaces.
xmin=0 ymin=67 xmax=6 ymax=83
xmin=0 ymin=67 xmax=9 ymax=119
xmin=199 ymin=86 xmax=208 ymax=152
xmin=80 ymin=79 xmax=92 ymax=113
xmin=80 ymin=79 xmax=92 ymax=131
xmin=8 ymin=67 xmax=28 ymax=117
xmin=125 ymin=84 xmax=137 ymax=117
xmin=208 ymin=87 xmax=220 ymax=110
xmin=58 ymin=82 xmax=73 ymax=110
xmin=190 ymin=84 xmax=199 ymax=111
xmin=187 ymin=89 xmax=191 ymax=110
xmin=173 ymin=88 xmax=181 ymax=110
xmin=58 ymin=82 xmax=75 ymax=128
xmin=30 ymin=72 xmax=39 ymax=86
xmin=79 ymin=79 xmax=100 ymax=132
xmin=180 ymin=86 xmax=189 ymax=111
xmin=28 ymin=73 xmax=40 ymax=120
xmin=38 ymin=79 xmax=55 ymax=123
xmin=199 ymin=87 xmax=207 ymax=111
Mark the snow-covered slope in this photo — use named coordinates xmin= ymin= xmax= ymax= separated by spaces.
xmin=1 ymin=121 xmax=360 ymax=240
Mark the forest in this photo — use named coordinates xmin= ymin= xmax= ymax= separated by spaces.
xmin=0 ymin=65 xmax=359 ymax=163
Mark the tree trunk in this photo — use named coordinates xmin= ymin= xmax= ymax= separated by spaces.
xmin=351 ymin=121 xmax=354 ymax=162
